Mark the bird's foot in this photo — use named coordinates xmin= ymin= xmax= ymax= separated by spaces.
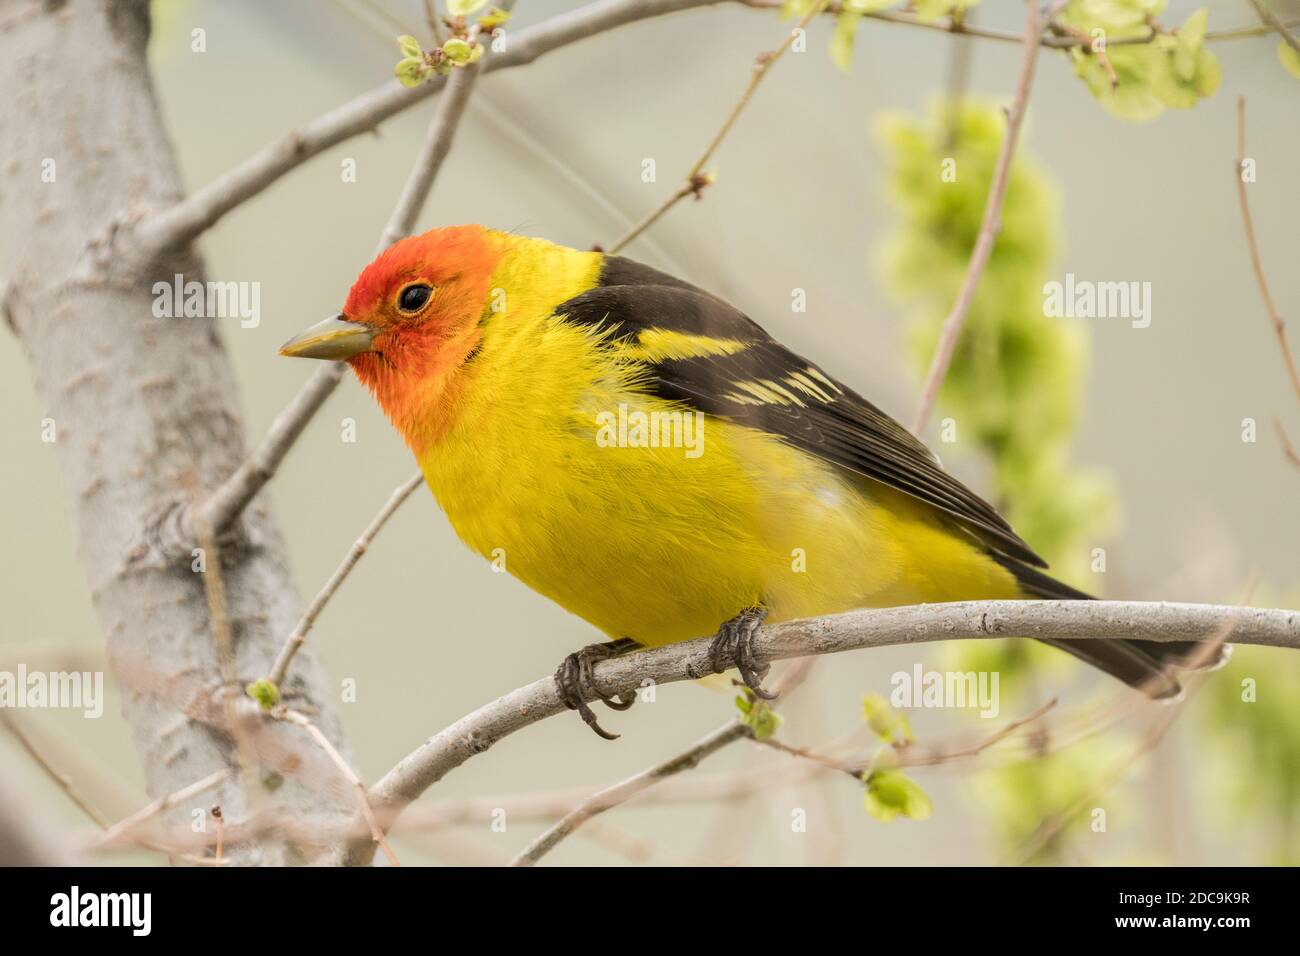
xmin=554 ymin=637 xmax=640 ymax=740
xmin=708 ymin=606 xmax=776 ymax=700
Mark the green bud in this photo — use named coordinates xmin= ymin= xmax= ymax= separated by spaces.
xmin=245 ymin=678 xmax=280 ymax=710
xmin=734 ymin=694 xmax=782 ymax=740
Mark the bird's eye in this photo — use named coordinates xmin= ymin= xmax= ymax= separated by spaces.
xmin=397 ymin=283 xmax=434 ymax=314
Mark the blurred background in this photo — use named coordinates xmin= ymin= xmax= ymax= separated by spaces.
xmin=1 ymin=0 xmax=1297 ymax=865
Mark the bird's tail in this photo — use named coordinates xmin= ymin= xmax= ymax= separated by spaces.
xmin=991 ymin=557 xmax=1229 ymax=700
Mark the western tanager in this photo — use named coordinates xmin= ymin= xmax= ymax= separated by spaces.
xmin=281 ymin=225 xmax=1214 ymax=737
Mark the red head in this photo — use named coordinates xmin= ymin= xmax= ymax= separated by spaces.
xmin=280 ymin=224 xmax=506 ymax=446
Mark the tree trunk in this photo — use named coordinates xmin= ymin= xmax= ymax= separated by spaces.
xmin=0 ymin=0 xmax=349 ymax=864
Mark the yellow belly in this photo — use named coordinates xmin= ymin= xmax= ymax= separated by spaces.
xmin=415 ymin=316 xmax=1020 ymax=647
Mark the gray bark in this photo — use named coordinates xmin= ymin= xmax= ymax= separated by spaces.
xmin=0 ymin=0 xmax=349 ymax=864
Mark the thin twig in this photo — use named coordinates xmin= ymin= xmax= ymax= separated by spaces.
xmin=213 ymin=806 xmax=225 ymax=865
xmin=93 ymin=769 xmax=232 ymax=851
xmin=910 ymin=0 xmax=1044 ymax=435
xmin=516 ymin=688 xmax=1058 ymax=866
xmin=277 ymin=709 xmax=401 ymax=866
xmin=192 ymin=509 xmax=263 ymax=810
xmin=339 ymin=598 xmax=1298 ymax=864
xmin=1248 ymin=0 xmax=1300 ymax=55
xmin=377 ymin=15 xmax=498 ymax=253
xmin=265 ymin=471 xmax=424 ymax=688
xmin=510 ymin=723 xmax=749 ymax=866
xmin=740 ymin=0 xmax=1295 ymax=47
xmin=1010 ymin=691 xmax=1183 ymax=864
xmin=760 ymin=697 xmax=1058 ymax=778
xmin=194 ymin=365 xmax=348 ymax=537
xmin=1275 ymin=418 xmax=1300 ymax=473
xmin=1234 ymin=96 xmax=1300 ymax=406
xmin=608 ymin=0 xmax=826 ymax=253
xmin=509 ymin=658 xmax=813 ymax=866
xmin=1007 ymin=599 xmax=1246 ymax=863
xmin=1 ymin=711 xmax=110 ymax=829
xmin=422 ymin=0 xmax=446 ymax=44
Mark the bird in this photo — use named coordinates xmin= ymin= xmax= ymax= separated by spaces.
xmin=280 ymin=224 xmax=1218 ymax=738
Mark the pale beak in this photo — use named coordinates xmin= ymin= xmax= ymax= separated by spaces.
xmin=279 ymin=313 xmax=375 ymax=360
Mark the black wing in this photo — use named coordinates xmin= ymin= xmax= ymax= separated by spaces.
xmin=554 ymin=256 xmax=1046 ymax=567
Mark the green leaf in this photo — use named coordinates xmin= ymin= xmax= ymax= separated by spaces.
xmin=830 ymin=11 xmax=860 ymax=72
xmin=1279 ymin=41 xmax=1300 ymax=80
xmin=394 ymin=56 xmax=428 ymax=87
xmin=443 ymin=37 xmax=474 ymax=63
xmin=1062 ymin=0 xmax=1164 ymax=31
xmin=1148 ymin=37 xmax=1220 ymax=109
xmin=448 ymin=0 xmax=489 ymax=16
xmin=735 ymin=694 xmax=782 ymax=740
xmin=862 ymin=692 xmax=914 ymax=744
xmin=478 ymin=6 xmax=512 ymax=30
xmin=862 ymin=693 xmax=895 ymax=741
xmin=1178 ymin=7 xmax=1208 ymax=48
xmin=396 ymin=34 xmax=423 ymax=58
xmin=1070 ymin=46 xmax=1166 ymax=121
xmin=863 ymin=770 xmax=933 ymax=821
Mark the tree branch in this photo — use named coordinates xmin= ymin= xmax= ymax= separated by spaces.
xmin=910 ymin=0 xmax=1044 ymax=435
xmin=193 ymin=363 xmax=351 ymax=537
xmin=130 ymin=0 xmax=736 ymax=261
xmin=1 ymin=0 xmax=354 ymax=864
xmin=340 ymin=598 xmax=1298 ymax=864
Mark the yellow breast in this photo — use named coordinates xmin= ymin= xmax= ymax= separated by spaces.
xmin=416 ymin=292 xmax=1019 ymax=646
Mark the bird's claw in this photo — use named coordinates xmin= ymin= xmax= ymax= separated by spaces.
xmin=709 ymin=606 xmax=776 ymax=700
xmin=554 ymin=638 xmax=639 ymax=740
xmin=707 ymin=608 xmax=774 ymax=697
